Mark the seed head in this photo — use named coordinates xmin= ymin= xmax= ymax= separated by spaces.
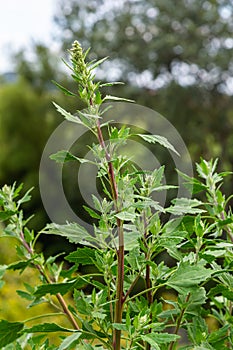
xmin=70 ymin=41 xmax=83 ymax=62
xmin=70 ymin=40 xmax=87 ymax=77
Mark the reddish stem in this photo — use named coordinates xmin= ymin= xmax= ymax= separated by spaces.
xmin=20 ymin=231 xmax=80 ymax=330
xmin=168 ymin=293 xmax=191 ymax=350
xmin=96 ymin=119 xmax=124 ymax=350
xmin=143 ymin=212 xmax=153 ymax=350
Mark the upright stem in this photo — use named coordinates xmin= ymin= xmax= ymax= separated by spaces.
xmin=56 ymin=293 xmax=80 ymax=330
xmin=143 ymin=212 xmax=152 ymax=350
xmin=145 ymin=264 xmax=152 ymax=350
xmin=220 ymin=211 xmax=233 ymax=243
xmin=96 ymin=119 xmax=124 ymax=350
xmin=168 ymin=293 xmax=190 ymax=350
xmin=114 ymin=232 xmax=124 ymax=350
xmin=20 ymin=232 xmax=80 ymax=330
xmin=208 ymin=182 xmax=233 ymax=243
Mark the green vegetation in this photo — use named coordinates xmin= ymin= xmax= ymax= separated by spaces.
xmin=0 ymin=40 xmax=233 ymax=350
xmin=0 ymin=80 xmax=57 ymax=229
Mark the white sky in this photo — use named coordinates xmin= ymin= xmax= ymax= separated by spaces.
xmin=0 ymin=0 xmax=55 ymax=73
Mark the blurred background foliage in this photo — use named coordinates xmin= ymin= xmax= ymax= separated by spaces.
xmin=0 ymin=0 xmax=233 ymax=237
xmin=54 ymin=0 xmax=233 ymax=166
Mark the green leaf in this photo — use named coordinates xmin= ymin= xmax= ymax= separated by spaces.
xmin=140 ymin=340 xmax=160 ymax=350
xmin=208 ymin=285 xmax=233 ymax=301
xmin=112 ymin=323 xmax=128 ymax=331
xmin=17 ymin=187 xmax=33 ymax=207
xmin=103 ymin=95 xmax=134 ymax=103
xmin=141 ymin=333 xmax=180 ymax=346
xmin=95 ymin=90 xmax=102 ymax=104
xmin=88 ymin=56 xmax=108 ymax=70
xmin=50 ymin=150 xmax=89 ymax=164
xmin=16 ymin=290 xmax=34 ymax=301
xmin=196 ymin=158 xmax=218 ymax=180
xmin=92 ymin=195 xmax=102 ymax=212
xmin=34 ymin=279 xmax=86 ymax=298
xmin=24 ymin=227 xmax=34 ymax=243
xmin=208 ymin=324 xmax=230 ymax=344
xmin=75 ymin=110 xmax=99 ymax=129
xmin=46 ymin=252 xmax=65 ymax=265
xmin=203 ymin=249 xmax=226 ymax=259
xmin=58 ymin=332 xmax=82 ymax=350
xmin=115 ymin=211 xmax=136 ymax=221
xmin=187 ymin=316 xmax=209 ymax=345
xmin=12 ymin=182 xmax=24 ymax=199
xmin=0 ymin=320 xmax=24 ymax=347
xmin=66 ymin=247 xmax=96 ymax=264
xmin=166 ymin=198 xmax=205 ymax=215
xmin=137 ymin=134 xmax=180 ymax=156
xmin=0 ymin=265 xmax=7 ymax=279
xmin=52 ymin=80 xmax=77 ymax=96
xmin=123 ymin=230 xmax=141 ymax=250
xmin=99 ymin=81 xmax=124 ymax=87
xmin=53 ymin=102 xmax=82 ymax=124
xmin=83 ymin=206 xmax=101 ymax=219
xmin=185 ymin=287 xmax=207 ymax=315
xmin=127 ymin=247 xmax=144 ymax=270
xmin=153 ymin=185 xmax=178 ymax=192
xmin=41 ymin=222 xmax=90 ymax=244
xmin=8 ymin=260 xmax=32 ymax=271
xmin=217 ymin=216 xmax=233 ymax=226
xmin=74 ymin=290 xmax=92 ymax=315
xmin=159 ymin=231 xmax=187 ymax=260
xmin=0 ymin=210 xmax=16 ymax=221
xmin=133 ymin=197 xmax=164 ymax=212
xmin=24 ymin=323 xmax=72 ymax=333
xmin=176 ymin=169 xmax=207 ymax=194
xmin=25 ymin=335 xmax=49 ymax=348
xmin=167 ymin=261 xmax=212 ymax=294
xmin=160 ymin=230 xmax=187 ymax=247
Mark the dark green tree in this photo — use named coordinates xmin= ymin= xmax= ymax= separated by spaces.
xmin=0 ymin=77 xmax=86 ymax=235
xmin=54 ymin=0 xmax=233 ymax=92
xmin=53 ymin=0 xmax=233 ymax=187
xmin=0 ymin=80 xmax=59 ymax=228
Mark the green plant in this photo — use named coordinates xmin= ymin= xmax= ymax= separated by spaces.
xmin=0 ymin=41 xmax=233 ymax=350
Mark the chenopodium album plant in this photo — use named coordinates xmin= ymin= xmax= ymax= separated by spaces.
xmin=0 ymin=41 xmax=233 ymax=350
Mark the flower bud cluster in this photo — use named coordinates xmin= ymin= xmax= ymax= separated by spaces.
xmin=70 ymin=40 xmax=90 ymax=86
